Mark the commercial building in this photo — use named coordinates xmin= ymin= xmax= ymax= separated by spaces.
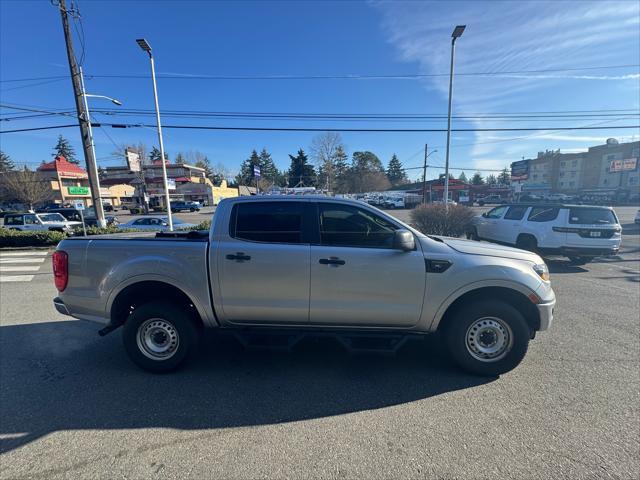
xmin=512 ymin=139 xmax=640 ymax=201
xmin=100 ymin=159 xmax=238 ymax=208
xmin=36 ymin=155 xmax=134 ymax=207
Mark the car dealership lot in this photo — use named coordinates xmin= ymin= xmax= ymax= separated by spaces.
xmin=0 ymin=207 xmax=638 ymax=479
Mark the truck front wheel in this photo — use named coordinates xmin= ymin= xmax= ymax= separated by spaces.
xmin=444 ymin=300 xmax=530 ymax=376
xmin=122 ymin=301 xmax=199 ymax=373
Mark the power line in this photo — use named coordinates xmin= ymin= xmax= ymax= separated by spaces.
xmin=2 ymin=63 xmax=638 ymax=83
xmin=3 ymin=122 xmax=639 ymax=135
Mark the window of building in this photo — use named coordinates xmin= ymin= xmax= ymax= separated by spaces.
xmin=318 ymin=203 xmax=398 ymax=248
xmin=571 ymin=171 xmax=576 ymax=177
xmin=571 ymin=160 xmax=578 ymax=167
xmin=603 ymin=179 xmax=608 ymax=185
xmin=569 ymin=181 xmax=575 ymax=187
xmin=533 ymin=174 xmax=538 ymax=180
xmin=232 ymin=202 xmax=304 ymax=244
xmin=559 ymin=182 xmax=564 ymax=187
xmin=560 ymin=161 xmax=566 ymax=167
xmin=559 ymin=172 xmax=565 ymax=177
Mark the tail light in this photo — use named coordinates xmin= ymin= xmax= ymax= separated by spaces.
xmin=52 ymin=251 xmax=68 ymax=292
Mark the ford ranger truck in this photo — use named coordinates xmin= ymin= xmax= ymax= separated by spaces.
xmin=52 ymin=196 xmax=555 ymax=376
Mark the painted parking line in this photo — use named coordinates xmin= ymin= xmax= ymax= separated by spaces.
xmin=0 ymin=258 xmax=46 ymax=264
xmin=0 ymin=251 xmax=49 ymax=257
xmin=0 ymin=275 xmax=35 ymax=283
xmin=0 ymin=266 xmax=42 ymax=272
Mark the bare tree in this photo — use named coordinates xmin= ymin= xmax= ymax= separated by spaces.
xmin=1 ymin=168 xmax=53 ymax=209
xmin=310 ymin=132 xmax=343 ymax=192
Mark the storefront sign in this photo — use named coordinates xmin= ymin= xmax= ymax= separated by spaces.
xmin=511 ymin=160 xmax=530 ymax=181
xmin=68 ymin=186 xmax=90 ymax=195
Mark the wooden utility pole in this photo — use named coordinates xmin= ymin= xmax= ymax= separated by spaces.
xmin=422 ymin=144 xmax=428 ymax=204
xmin=56 ymin=0 xmax=106 ymax=226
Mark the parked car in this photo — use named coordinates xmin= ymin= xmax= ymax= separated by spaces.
xmin=37 ymin=208 xmax=119 ymax=227
xmin=120 ymin=216 xmax=196 ymax=231
xmin=170 ymin=201 xmax=200 ymax=213
xmin=3 ymin=212 xmax=80 ymax=233
xmin=467 ymin=204 xmax=621 ymax=265
xmin=545 ymin=193 xmax=574 ymax=202
xmin=477 ymin=195 xmax=506 ymax=206
xmin=518 ymin=194 xmax=543 ymax=203
xmin=635 ymin=210 xmax=640 ymax=225
xmin=52 ymin=196 xmax=555 ymax=376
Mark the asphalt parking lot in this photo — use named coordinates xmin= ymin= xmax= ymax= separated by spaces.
xmin=0 ymin=207 xmax=638 ymax=479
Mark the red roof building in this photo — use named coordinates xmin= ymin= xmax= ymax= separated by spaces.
xmin=37 ymin=155 xmax=88 ymax=178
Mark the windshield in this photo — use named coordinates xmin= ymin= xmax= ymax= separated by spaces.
xmin=569 ymin=208 xmax=618 ymax=225
xmin=37 ymin=213 xmax=67 ymax=223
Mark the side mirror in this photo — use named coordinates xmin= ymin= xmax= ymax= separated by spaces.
xmin=481 ymin=212 xmax=487 ymax=218
xmin=393 ymin=229 xmax=415 ymax=251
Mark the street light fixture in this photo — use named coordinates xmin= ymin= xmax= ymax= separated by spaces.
xmin=136 ymin=37 xmax=173 ymax=231
xmin=443 ymin=24 xmax=466 ymax=208
xmin=79 ymin=66 xmax=123 ymax=228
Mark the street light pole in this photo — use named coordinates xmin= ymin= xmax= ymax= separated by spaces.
xmin=444 ymin=25 xmax=465 ymax=208
xmin=79 ymin=67 xmax=122 ymax=227
xmin=136 ymin=38 xmax=173 ymax=231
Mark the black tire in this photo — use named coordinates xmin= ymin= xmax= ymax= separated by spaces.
xmin=122 ymin=301 xmax=200 ymax=373
xmin=478 ymin=201 xmax=485 ymax=206
xmin=466 ymin=226 xmax=479 ymax=241
xmin=443 ymin=300 xmax=531 ymax=376
xmin=190 ymin=208 xmax=195 ymax=212
xmin=516 ymin=234 xmax=538 ymax=253
xmin=568 ymin=256 xmax=591 ymax=265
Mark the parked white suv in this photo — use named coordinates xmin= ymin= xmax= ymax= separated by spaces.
xmin=467 ymin=204 xmax=621 ymax=265
xmin=2 ymin=212 xmax=81 ymax=233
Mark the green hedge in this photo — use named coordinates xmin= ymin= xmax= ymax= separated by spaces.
xmin=0 ymin=229 xmax=66 ymax=247
xmin=72 ymin=226 xmax=140 ymax=236
xmin=187 ymin=220 xmax=211 ymax=231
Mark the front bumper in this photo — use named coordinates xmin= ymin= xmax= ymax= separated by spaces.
xmin=536 ymin=299 xmax=555 ymax=331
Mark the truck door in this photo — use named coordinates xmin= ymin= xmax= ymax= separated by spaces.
xmin=216 ymin=201 xmax=311 ymax=324
xmin=308 ymin=202 xmax=426 ymax=327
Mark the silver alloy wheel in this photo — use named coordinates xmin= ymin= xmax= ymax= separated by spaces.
xmin=465 ymin=316 xmax=513 ymax=362
xmin=136 ymin=318 xmax=180 ymax=361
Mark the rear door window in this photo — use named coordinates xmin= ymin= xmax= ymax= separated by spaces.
xmin=528 ymin=207 xmax=559 ymax=222
xmin=24 ymin=214 xmax=38 ymax=225
xmin=504 ymin=206 xmax=528 ymax=220
xmin=232 ymin=202 xmax=304 ymax=244
xmin=4 ymin=215 xmax=23 ymax=226
xmin=568 ymin=208 xmax=618 ymax=225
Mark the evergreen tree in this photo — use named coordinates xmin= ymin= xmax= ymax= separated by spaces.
xmin=333 ymin=145 xmax=350 ymax=193
xmin=52 ymin=135 xmax=78 ymax=164
xmin=471 ymin=172 xmax=485 ymax=185
xmin=350 ymin=151 xmax=389 ymax=193
xmin=486 ymin=174 xmax=498 ymax=185
xmin=386 ymin=154 xmax=408 ymax=186
xmin=195 ymin=156 xmax=212 ymax=177
xmin=149 ymin=146 xmax=168 ymax=162
xmin=352 ymin=151 xmax=385 ymax=173
xmin=287 ymin=149 xmax=316 ymax=187
xmin=498 ymin=167 xmax=511 ymax=185
xmin=235 ymin=150 xmax=261 ymax=185
xmin=458 ymin=171 xmax=468 ymax=183
xmin=175 ymin=152 xmax=186 ymax=164
xmin=258 ymin=148 xmax=279 ymax=182
xmin=0 ymin=151 xmax=15 ymax=173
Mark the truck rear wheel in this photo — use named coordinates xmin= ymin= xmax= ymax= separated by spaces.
xmin=122 ymin=301 xmax=199 ymax=373
xmin=444 ymin=300 xmax=530 ymax=376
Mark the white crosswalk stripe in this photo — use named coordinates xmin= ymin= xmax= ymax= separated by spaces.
xmin=0 ymin=265 xmax=42 ymax=272
xmin=0 ymin=250 xmax=51 ymax=283
xmin=0 ymin=251 xmax=49 ymax=257
xmin=0 ymin=275 xmax=35 ymax=283
xmin=0 ymin=258 xmax=46 ymax=264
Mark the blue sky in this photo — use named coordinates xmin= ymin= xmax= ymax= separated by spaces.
xmin=1 ymin=0 xmax=638 ymax=181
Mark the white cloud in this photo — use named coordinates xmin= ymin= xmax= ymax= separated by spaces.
xmin=374 ymin=0 xmax=640 ymax=170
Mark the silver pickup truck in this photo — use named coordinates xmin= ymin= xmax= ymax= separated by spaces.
xmin=52 ymin=196 xmax=555 ymax=376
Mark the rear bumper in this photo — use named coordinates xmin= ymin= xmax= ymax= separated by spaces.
xmin=53 ymin=297 xmax=71 ymax=316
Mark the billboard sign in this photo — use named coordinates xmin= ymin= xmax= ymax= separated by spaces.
xmin=511 ymin=160 xmax=530 ymax=181
xmin=126 ymin=148 xmax=141 ymax=172
xmin=68 ymin=186 xmax=90 ymax=195
xmin=609 ymin=158 xmax=637 ymax=172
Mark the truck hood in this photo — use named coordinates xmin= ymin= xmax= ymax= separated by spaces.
xmin=441 ymin=237 xmax=541 ymax=263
